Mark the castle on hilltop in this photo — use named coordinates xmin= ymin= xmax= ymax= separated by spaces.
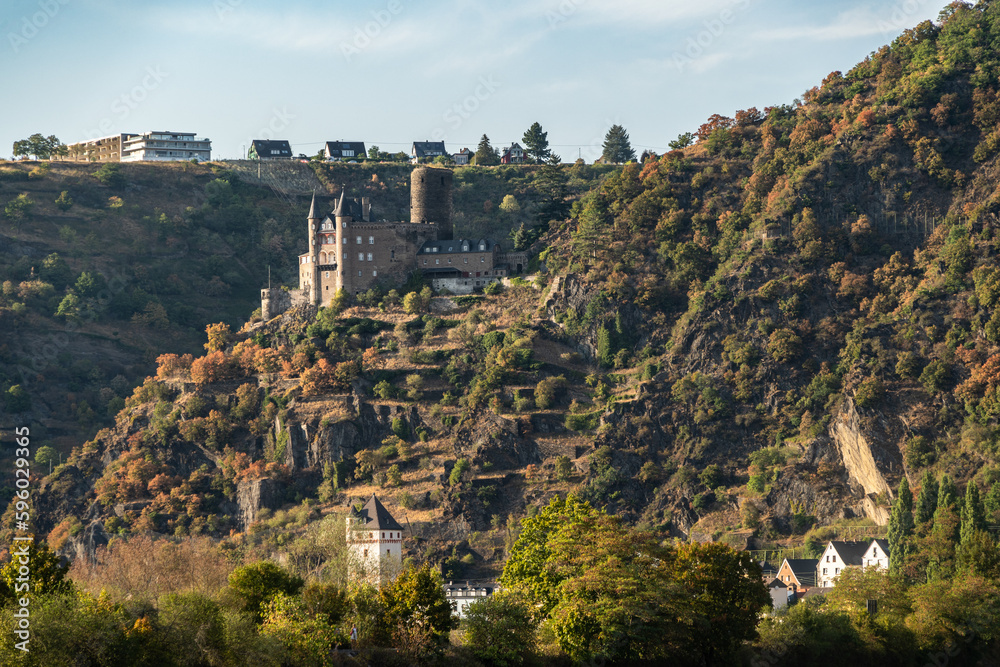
xmin=261 ymin=167 xmax=526 ymax=318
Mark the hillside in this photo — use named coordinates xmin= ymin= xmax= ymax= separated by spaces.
xmin=0 ymin=159 xmax=606 ymax=469
xmin=13 ymin=1 xmax=1000 ymax=590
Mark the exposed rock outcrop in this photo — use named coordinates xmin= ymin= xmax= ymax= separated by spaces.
xmin=828 ymin=398 xmax=900 ymax=525
xmin=237 ymin=478 xmax=284 ymax=529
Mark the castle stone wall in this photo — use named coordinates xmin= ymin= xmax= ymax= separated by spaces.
xmin=410 ymin=167 xmax=453 ymax=239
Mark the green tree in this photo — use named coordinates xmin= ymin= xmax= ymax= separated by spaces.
xmin=157 ymin=592 xmax=227 ymax=666
xmin=499 ymin=194 xmax=521 ymax=215
xmin=463 ymin=590 xmax=537 ymax=666
xmin=94 ymin=162 xmax=126 ymax=188
xmin=449 ymin=458 xmax=470 ymax=486
xmin=379 ymin=564 xmax=455 ymax=644
xmin=668 ymin=132 xmax=695 ymax=149
xmin=546 ymin=514 xmax=684 ymax=663
xmin=474 ymin=134 xmax=500 ymax=166
xmin=228 ymin=561 xmax=304 ymax=622
xmin=0 ymin=542 xmax=71 ymax=606
xmin=960 ymin=480 xmax=987 ymax=546
xmin=887 ymin=477 xmax=915 ymax=575
xmin=522 ymin=122 xmax=551 ymax=163
xmin=4 ymin=193 xmax=34 ymax=225
xmin=601 ymin=125 xmax=636 ymax=164
xmin=499 ymin=494 xmax=599 ymax=615
xmin=35 ymin=445 xmax=58 ymax=469
xmin=54 ymin=191 xmax=73 ymax=211
xmin=261 ymin=592 xmax=348 ymax=664
xmin=914 ymin=470 xmax=939 ymax=527
xmin=402 ymin=291 xmax=421 ymax=314
xmin=4 ymin=385 xmax=31 ymax=413
xmin=12 ymin=133 xmax=67 ymax=159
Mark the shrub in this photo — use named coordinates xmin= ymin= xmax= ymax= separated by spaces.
xmin=854 ymin=377 xmax=884 ymax=408
xmin=449 ymin=458 xmax=471 ymax=486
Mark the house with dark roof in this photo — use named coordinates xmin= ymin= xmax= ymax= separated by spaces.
xmin=411 ymin=141 xmax=446 ymax=163
xmin=445 ymin=580 xmax=498 ymax=618
xmin=817 ymin=540 xmax=870 ymax=587
xmin=249 ymin=139 xmax=292 ymax=160
xmin=453 ymin=147 xmax=472 ymax=165
xmin=324 ymin=140 xmax=366 ymax=161
xmin=346 ymin=494 xmax=404 ymax=585
xmin=775 ymin=558 xmax=818 ymax=591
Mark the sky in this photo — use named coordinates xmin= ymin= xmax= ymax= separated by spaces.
xmin=1 ymin=0 xmax=953 ymax=162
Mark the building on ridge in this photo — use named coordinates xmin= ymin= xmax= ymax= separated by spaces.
xmin=347 ymin=494 xmax=404 ymax=585
xmin=249 ymin=139 xmax=293 ymax=160
xmin=324 ymin=141 xmax=366 ymax=161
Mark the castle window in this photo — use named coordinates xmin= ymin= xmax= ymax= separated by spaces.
xmin=464 ymin=258 xmax=468 ymax=263
xmin=369 ymin=236 xmax=374 ymax=244
xmin=356 ymin=236 xmax=362 ymax=244
xmin=479 ymin=244 xmax=485 ymax=250
xmin=435 ymin=259 xmax=439 ymax=265
xmin=481 ymin=256 xmax=485 ymax=262
xmin=343 ymin=251 xmax=347 ymax=259
xmin=367 ymin=253 xmax=372 ymax=261
xmin=358 ymin=253 xmax=364 ymax=261
xmin=373 ymin=270 xmax=377 ymax=277
xmin=382 ymin=532 xmax=385 ymax=538
xmin=423 ymin=259 xmax=427 ymax=265
xmin=342 ymin=221 xmax=347 ymax=228
xmin=391 ymin=250 xmax=395 ymax=260
xmin=325 ymin=272 xmax=329 ymax=278
xmin=343 ymin=238 xmax=347 ymax=245
xmin=358 ymin=270 xmax=362 ymax=277
xmin=447 ymin=259 xmax=452 ymax=264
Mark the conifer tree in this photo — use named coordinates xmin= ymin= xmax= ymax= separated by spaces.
xmin=474 ymin=134 xmax=500 ymax=166
xmin=887 ymin=477 xmax=914 ymax=575
xmin=914 ymin=470 xmax=938 ymax=527
xmin=522 ymin=122 xmax=551 ymax=163
xmin=601 ymin=124 xmax=636 ymax=164
xmin=960 ymin=480 xmax=987 ymax=546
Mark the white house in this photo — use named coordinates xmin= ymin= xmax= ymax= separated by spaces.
xmin=120 ymin=131 xmax=211 ymax=162
xmin=444 ymin=581 xmax=497 ymax=618
xmin=862 ymin=538 xmax=890 ymax=571
xmin=817 ymin=540 xmax=875 ymax=588
xmin=346 ymin=494 xmax=404 ymax=585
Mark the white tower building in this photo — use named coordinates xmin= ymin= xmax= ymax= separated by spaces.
xmin=346 ymin=494 xmax=404 ymax=585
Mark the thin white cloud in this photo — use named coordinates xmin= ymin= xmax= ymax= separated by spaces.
xmin=753 ymin=7 xmax=915 ymax=42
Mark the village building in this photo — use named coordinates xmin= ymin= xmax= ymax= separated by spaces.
xmin=324 ymin=141 xmax=366 ymax=161
xmin=249 ymin=139 xmax=293 ymax=160
xmin=500 ymin=142 xmax=526 ymax=164
xmin=60 ymin=133 xmax=136 ymax=162
xmin=121 ymin=131 xmax=211 ymax=162
xmin=774 ymin=558 xmax=818 ymax=592
xmin=411 ymin=141 xmax=447 ymax=163
xmin=346 ymin=494 xmax=404 ymax=585
xmin=444 ymin=581 xmax=498 ymax=618
xmin=452 ymin=147 xmax=472 ymax=165
xmin=863 ymin=538 xmax=890 ymax=570
xmin=816 ymin=541 xmax=870 ymax=588
xmin=60 ymin=131 xmax=211 ymax=162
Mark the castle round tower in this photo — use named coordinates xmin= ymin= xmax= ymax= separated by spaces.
xmin=410 ymin=167 xmax=453 ymax=240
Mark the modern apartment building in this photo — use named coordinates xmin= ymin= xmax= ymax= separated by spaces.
xmin=120 ymin=131 xmax=211 ymax=162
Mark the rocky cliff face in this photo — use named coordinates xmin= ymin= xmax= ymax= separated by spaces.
xmin=828 ymin=399 xmax=903 ymax=525
xmin=236 ymin=478 xmax=284 ymax=530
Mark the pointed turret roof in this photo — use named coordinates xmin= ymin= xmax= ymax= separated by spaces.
xmin=353 ymin=494 xmax=403 ymax=531
xmin=333 ymin=188 xmax=346 ymax=217
xmin=307 ymin=190 xmax=318 ymax=220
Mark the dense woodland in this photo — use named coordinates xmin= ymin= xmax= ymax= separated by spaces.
xmin=8 ymin=1 xmax=1000 ymax=664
